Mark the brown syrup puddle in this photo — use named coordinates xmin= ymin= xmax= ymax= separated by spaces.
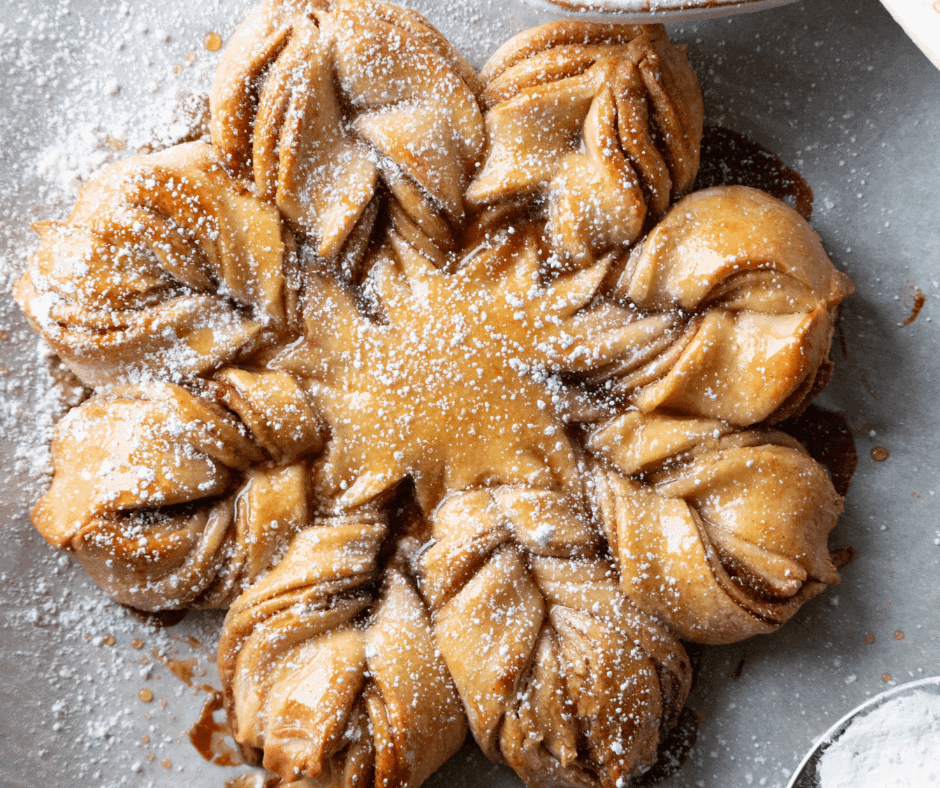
xmin=778 ymin=404 xmax=857 ymax=498
xmin=732 ymin=653 xmax=747 ymax=681
xmin=188 ymin=691 xmax=244 ymax=767
xmin=139 ymin=636 xmax=244 ymax=768
xmin=694 ymin=125 xmax=814 ymax=221
xmin=148 ymin=647 xmax=211 ymax=690
xmin=151 ymin=649 xmax=244 ymax=765
xmin=165 ymin=655 xmax=200 ymax=685
xmin=830 ymin=545 xmax=857 ymax=569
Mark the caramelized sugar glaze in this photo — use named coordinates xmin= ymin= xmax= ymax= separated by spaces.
xmin=14 ymin=3 xmax=854 ymax=787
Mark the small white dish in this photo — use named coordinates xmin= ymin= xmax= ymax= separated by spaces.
xmin=786 ymin=676 xmax=940 ymax=788
xmin=879 ymin=0 xmax=940 ymax=70
xmin=518 ymin=0 xmax=799 ymax=24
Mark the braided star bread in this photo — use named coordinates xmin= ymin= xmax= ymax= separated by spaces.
xmin=15 ymin=6 xmax=855 ymax=788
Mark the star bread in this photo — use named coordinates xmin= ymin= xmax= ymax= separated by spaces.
xmin=14 ymin=4 xmax=853 ymax=788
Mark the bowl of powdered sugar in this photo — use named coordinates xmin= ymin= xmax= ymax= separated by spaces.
xmin=788 ymin=676 xmax=940 ymax=788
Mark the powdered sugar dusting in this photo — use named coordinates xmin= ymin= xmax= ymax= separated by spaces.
xmin=0 ymin=2 xmax=263 ymax=785
xmin=0 ymin=0 xmax=256 ymax=493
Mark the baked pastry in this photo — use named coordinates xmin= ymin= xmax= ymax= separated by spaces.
xmin=14 ymin=5 xmax=854 ymax=788
xmin=211 ymin=0 xmax=485 ymax=270
xmin=468 ymin=22 xmax=703 ymax=263
xmin=604 ymin=186 xmax=854 ymax=425
xmin=14 ymin=143 xmax=300 ymax=387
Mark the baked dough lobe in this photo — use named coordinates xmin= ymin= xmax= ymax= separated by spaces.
xmin=421 ymin=487 xmax=691 ymax=788
xmin=14 ymin=143 xmax=299 ymax=387
xmin=611 ymin=186 xmax=854 ymax=424
xmin=31 ymin=377 xmax=322 ymax=610
xmin=211 ymin=0 xmax=485 ymax=267
xmin=469 ymin=22 xmax=703 ymax=263
xmin=219 ymin=524 xmax=467 ymax=788
xmin=591 ymin=411 xmax=843 ymax=644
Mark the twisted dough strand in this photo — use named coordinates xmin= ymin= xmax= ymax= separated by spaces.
xmin=210 ymin=0 xmax=485 ymax=268
xmin=590 ymin=411 xmax=843 ymax=644
xmin=468 ymin=22 xmax=703 ymax=264
xmin=219 ymin=524 xmax=467 ymax=788
xmin=14 ymin=143 xmax=299 ymax=387
xmin=592 ymin=186 xmax=855 ymax=426
xmin=419 ymin=487 xmax=691 ymax=788
xmin=31 ymin=375 xmax=324 ymax=610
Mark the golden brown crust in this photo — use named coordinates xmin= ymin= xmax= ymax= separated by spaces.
xmin=219 ymin=525 xmax=467 ymax=788
xmin=469 ymin=22 xmax=703 ymax=264
xmin=590 ymin=411 xmax=843 ymax=644
xmin=210 ymin=0 xmax=485 ymax=265
xmin=479 ymin=22 xmax=651 ymax=85
xmin=26 ymin=197 xmax=849 ymax=784
xmin=609 ymin=186 xmax=854 ymax=425
xmin=13 ymin=143 xmax=299 ymax=388
xmin=419 ymin=487 xmax=691 ymax=788
xmin=30 ymin=379 xmax=322 ymax=610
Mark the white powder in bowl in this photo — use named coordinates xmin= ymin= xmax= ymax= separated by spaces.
xmin=818 ymin=689 xmax=940 ymax=787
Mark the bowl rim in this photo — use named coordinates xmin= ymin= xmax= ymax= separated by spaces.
xmin=786 ymin=675 xmax=940 ymax=788
xmin=519 ymin=0 xmax=799 ymax=23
